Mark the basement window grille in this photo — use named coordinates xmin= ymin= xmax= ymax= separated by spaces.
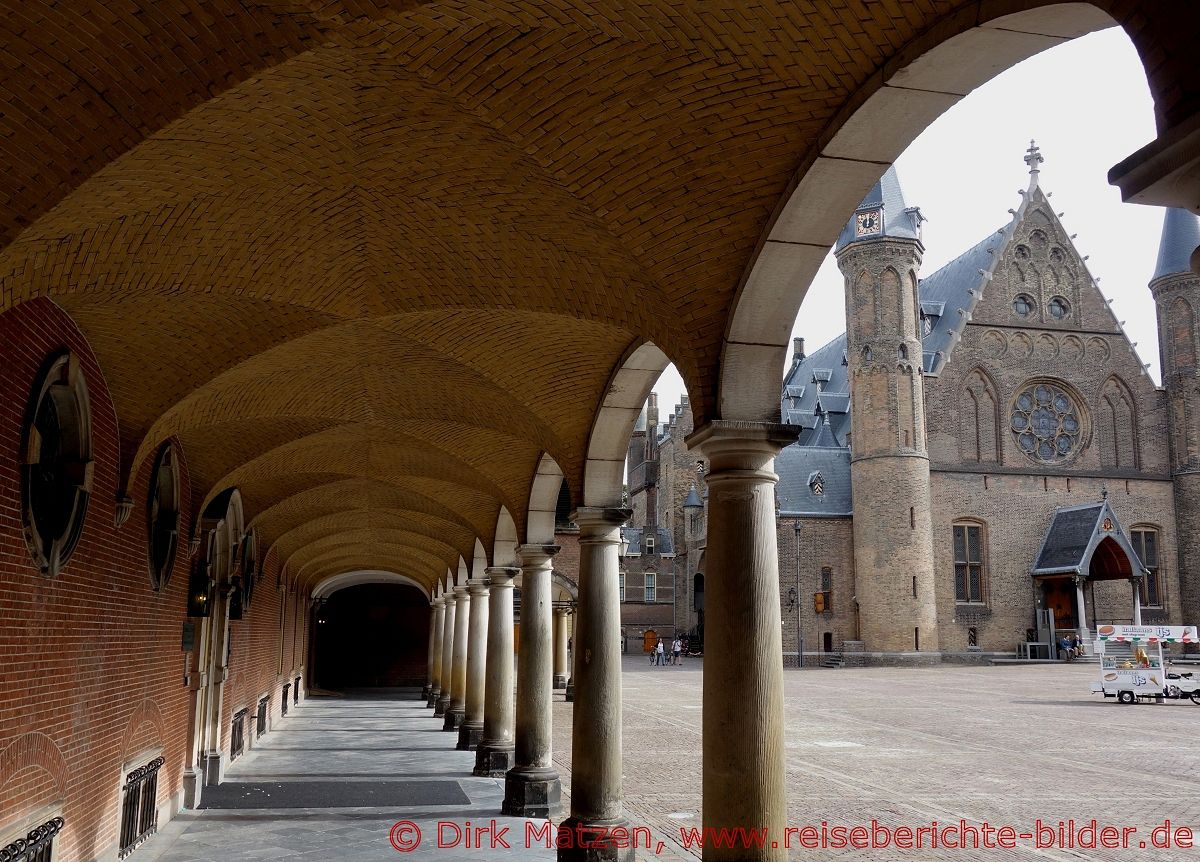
xmin=281 ymin=684 xmax=290 ymax=716
xmin=256 ymin=697 xmax=269 ymax=739
xmin=118 ymin=756 xmax=164 ymax=858
xmin=231 ymin=710 xmax=247 ymax=760
xmin=293 ymin=677 xmax=300 ymax=704
xmin=2 ymin=816 xmax=64 ymax=862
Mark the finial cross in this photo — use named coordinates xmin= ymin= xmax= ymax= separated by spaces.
xmin=1024 ymin=139 xmax=1044 ymax=173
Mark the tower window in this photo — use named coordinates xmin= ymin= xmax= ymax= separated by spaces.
xmin=1013 ymin=294 xmax=1035 ymax=317
xmin=22 ymin=350 xmax=93 ymax=577
xmin=644 ymin=535 xmax=655 ymax=555
xmin=1048 ymin=296 xmax=1070 ymax=319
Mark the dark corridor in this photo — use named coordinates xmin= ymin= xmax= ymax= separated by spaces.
xmin=314 ymin=583 xmax=430 ymax=689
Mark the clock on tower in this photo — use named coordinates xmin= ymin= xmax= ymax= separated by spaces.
xmin=855 ymin=208 xmax=882 ymax=238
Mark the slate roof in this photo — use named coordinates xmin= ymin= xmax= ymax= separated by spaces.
xmin=1031 ymin=499 xmax=1146 ymax=577
xmin=1152 ymin=208 xmax=1200 ymax=282
xmin=683 ymin=486 xmax=703 ymax=508
xmin=835 ymin=166 xmax=923 ymax=253
xmin=621 ymin=525 xmax=674 ymax=556
xmin=775 ymin=446 xmax=852 ymax=517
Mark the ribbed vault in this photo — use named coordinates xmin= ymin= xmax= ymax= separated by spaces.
xmin=0 ymin=0 xmax=1188 ymax=595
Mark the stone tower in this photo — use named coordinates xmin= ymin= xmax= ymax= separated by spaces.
xmin=1149 ymin=207 xmax=1200 ymax=638
xmin=836 ymin=167 xmax=939 ymax=659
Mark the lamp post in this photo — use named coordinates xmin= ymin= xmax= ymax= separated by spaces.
xmin=793 ymin=521 xmax=803 ymax=668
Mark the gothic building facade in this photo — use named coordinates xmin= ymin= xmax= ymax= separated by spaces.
xmin=629 ymin=150 xmax=1200 ymax=663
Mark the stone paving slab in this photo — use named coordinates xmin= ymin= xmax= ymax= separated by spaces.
xmin=551 ymin=658 xmax=1200 ymax=862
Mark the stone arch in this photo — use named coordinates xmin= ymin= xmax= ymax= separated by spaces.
xmin=471 ymin=537 xmax=488 ymax=580
xmin=718 ymin=3 xmax=1128 ymax=421
xmin=1169 ymin=296 xmax=1196 ymax=369
xmin=1097 ymin=375 xmax=1140 ymax=468
xmin=583 ymin=342 xmax=672 ymax=508
xmin=960 ymin=368 xmax=1001 ymax=464
xmin=526 ymin=454 xmax=565 ymax=546
xmin=312 ymin=569 xmax=429 ymax=599
xmin=494 ymin=506 xmax=519 ymax=568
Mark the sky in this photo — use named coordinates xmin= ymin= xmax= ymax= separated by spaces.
xmin=649 ymin=26 xmax=1163 ymax=420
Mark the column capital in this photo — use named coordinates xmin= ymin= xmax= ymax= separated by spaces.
xmin=431 ymin=595 xmax=445 ymax=608
xmin=485 ymin=566 xmax=520 ymax=587
xmin=553 ymin=605 xmax=572 ymax=618
xmin=686 ymin=420 xmax=799 ymax=476
xmin=516 ymin=544 xmax=560 ymax=568
xmin=454 ymin=584 xmax=471 ymax=599
xmin=467 ymin=577 xmax=491 ymax=596
xmin=571 ymin=507 xmax=630 ymax=541
xmin=443 ymin=591 xmax=458 ymax=606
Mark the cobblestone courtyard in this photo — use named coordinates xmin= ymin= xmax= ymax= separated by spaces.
xmin=554 ymin=657 xmax=1200 ymax=861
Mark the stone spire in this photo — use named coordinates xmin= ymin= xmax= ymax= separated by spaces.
xmin=1151 ymin=207 xmax=1200 ymax=283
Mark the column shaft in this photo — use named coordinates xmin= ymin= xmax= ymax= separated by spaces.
xmin=560 ymin=508 xmax=632 ymax=862
xmin=445 ymin=585 xmax=471 ymax=731
xmin=688 ymin=421 xmax=794 ymax=862
xmin=553 ymin=608 xmax=570 ymax=689
xmin=458 ymin=578 xmax=490 ymax=749
xmin=503 ymin=544 xmax=561 ymax=818
xmin=436 ymin=594 xmax=456 ymax=717
xmin=475 ymin=567 xmax=519 ymax=777
xmin=425 ymin=597 xmax=444 ymax=703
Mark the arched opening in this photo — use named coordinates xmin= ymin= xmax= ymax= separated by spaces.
xmin=313 ymin=583 xmax=431 ymax=690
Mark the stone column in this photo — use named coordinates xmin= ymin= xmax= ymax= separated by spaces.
xmin=425 ymin=596 xmax=444 ymax=704
xmin=553 ymin=607 xmax=570 ymax=689
xmin=445 ymin=584 xmax=471 ymax=731
xmin=687 ymin=421 xmax=795 ymax=862
xmin=436 ymin=592 xmax=456 ymax=717
xmin=1132 ymin=580 xmax=1143 ymax=626
xmin=503 ymin=544 xmax=561 ymax=818
xmin=475 ymin=567 xmax=519 ymax=777
xmin=560 ymin=508 xmax=633 ymax=862
xmin=1075 ymin=576 xmax=1090 ymax=644
xmin=458 ymin=576 xmax=490 ymax=750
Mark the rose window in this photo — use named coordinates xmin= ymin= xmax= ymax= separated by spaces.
xmin=1010 ymin=382 xmax=1083 ymax=463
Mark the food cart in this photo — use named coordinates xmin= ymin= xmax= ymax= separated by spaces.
xmin=1091 ymin=625 xmax=1199 ymax=704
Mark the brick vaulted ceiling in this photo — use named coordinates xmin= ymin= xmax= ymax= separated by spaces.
xmin=0 ymin=1 xmax=1184 ymax=592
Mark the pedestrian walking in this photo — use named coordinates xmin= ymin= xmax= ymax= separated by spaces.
xmin=655 ymin=639 xmax=665 ymax=666
xmin=671 ymin=637 xmax=681 ymax=665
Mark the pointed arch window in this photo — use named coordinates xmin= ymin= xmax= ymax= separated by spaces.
xmin=1130 ymin=527 xmax=1162 ymax=608
xmin=952 ymin=521 xmax=987 ymax=604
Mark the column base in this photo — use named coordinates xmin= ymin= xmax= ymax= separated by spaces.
xmin=426 ymin=689 xmax=440 ymax=709
xmin=201 ymin=751 xmax=224 ymax=787
xmin=456 ymin=721 xmax=484 ymax=751
xmin=553 ymin=674 xmax=568 ymax=690
xmin=443 ymin=708 xmax=465 ymax=732
xmin=473 ymin=744 xmax=515 ymax=777
xmin=421 ymin=684 xmax=431 ymax=700
xmin=435 ymin=695 xmax=450 ymax=717
xmin=502 ymin=766 xmax=562 ymax=818
xmin=181 ymin=768 xmax=203 ymax=809
xmin=564 ymin=679 xmax=574 ymax=702
xmin=556 ymin=817 xmax=637 ymax=862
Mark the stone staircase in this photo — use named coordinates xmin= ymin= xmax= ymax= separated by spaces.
xmin=821 ymin=652 xmax=845 ymax=669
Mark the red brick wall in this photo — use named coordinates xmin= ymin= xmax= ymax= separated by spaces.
xmin=0 ymin=299 xmax=308 ymax=860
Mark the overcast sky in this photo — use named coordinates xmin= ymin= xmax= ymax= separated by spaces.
xmin=650 ymin=26 xmax=1161 ymax=420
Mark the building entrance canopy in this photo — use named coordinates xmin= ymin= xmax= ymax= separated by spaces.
xmin=1031 ymin=497 xmax=1148 ymax=582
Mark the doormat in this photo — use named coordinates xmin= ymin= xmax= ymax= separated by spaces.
xmin=198 ymin=780 xmax=469 ymax=809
